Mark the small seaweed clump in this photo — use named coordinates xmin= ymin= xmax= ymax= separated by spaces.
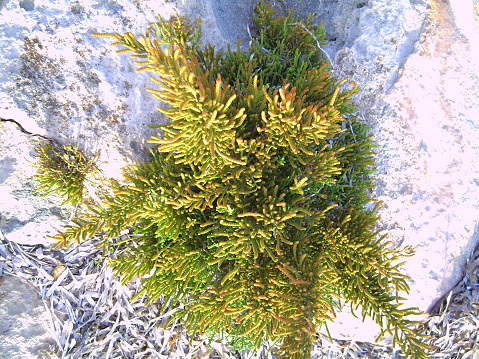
xmin=52 ymin=2 xmax=429 ymax=358
xmin=33 ymin=141 xmax=97 ymax=206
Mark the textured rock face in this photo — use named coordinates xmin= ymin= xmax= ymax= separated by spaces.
xmin=324 ymin=0 xmax=479 ymax=342
xmin=1 ymin=0 xmax=479 ymax=347
xmin=0 ymin=120 xmax=70 ymax=245
xmin=0 ymin=275 xmax=56 ymax=358
xmin=377 ymin=0 xmax=479 ymax=313
xmin=0 ymin=0 xmax=174 ymax=245
xmin=327 ymin=0 xmax=479 ymax=312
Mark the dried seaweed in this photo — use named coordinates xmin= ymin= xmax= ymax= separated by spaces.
xmin=3 ymin=224 xmax=479 ymax=358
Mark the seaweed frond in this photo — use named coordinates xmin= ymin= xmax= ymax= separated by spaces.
xmin=51 ymin=2 xmax=430 ymax=358
xmin=33 ymin=141 xmax=97 ymax=206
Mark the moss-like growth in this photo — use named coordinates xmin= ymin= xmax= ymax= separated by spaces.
xmin=33 ymin=141 xmax=97 ymax=206
xmin=53 ymin=2 xmax=428 ymax=358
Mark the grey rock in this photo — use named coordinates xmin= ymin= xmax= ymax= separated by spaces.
xmin=376 ymin=0 xmax=479 ymax=313
xmin=0 ymin=121 xmax=70 ymax=246
xmin=1 ymin=0 xmax=174 ymax=245
xmin=0 ymin=275 xmax=56 ymax=358
xmin=323 ymin=0 xmax=479 ymax=342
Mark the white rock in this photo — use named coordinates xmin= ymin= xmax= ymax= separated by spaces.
xmin=377 ymin=0 xmax=479 ymax=313
xmin=0 ymin=120 xmax=70 ymax=245
xmin=1 ymin=0 xmax=175 ymax=245
xmin=326 ymin=0 xmax=479 ymax=343
xmin=0 ymin=275 xmax=56 ymax=358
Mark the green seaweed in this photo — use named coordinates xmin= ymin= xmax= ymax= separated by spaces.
xmin=33 ymin=141 xmax=97 ymax=206
xmin=51 ymin=2 xmax=429 ymax=358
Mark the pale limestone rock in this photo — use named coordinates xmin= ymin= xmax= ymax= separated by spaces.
xmin=0 ymin=120 xmax=70 ymax=246
xmin=325 ymin=0 xmax=479 ymax=343
xmin=378 ymin=0 xmax=479 ymax=313
xmin=1 ymin=0 xmax=176 ymax=245
xmin=0 ymin=275 xmax=56 ymax=358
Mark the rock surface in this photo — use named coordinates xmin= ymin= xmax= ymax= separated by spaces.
xmin=321 ymin=0 xmax=479 ymax=341
xmin=0 ymin=275 xmax=56 ymax=358
xmin=377 ymin=0 xmax=479 ymax=313
xmin=0 ymin=119 xmax=71 ymax=245
xmin=1 ymin=0 xmax=479 ymax=350
xmin=0 ymin=0 xmax=179 ymax=246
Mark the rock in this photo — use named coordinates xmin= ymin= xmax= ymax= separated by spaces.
xmin=0 ymin=275 xmax=57 ymax=358
xmin=1 ymin=0 xmax=479 ymax=348
xmin=0 ymin=0 xmax=175 ymax=245
xmin=323 ymin=0 xmax=479 ymax=342
xmin=0 ymin=119 xmax=70 ymax=246
xmin=377 ymin=0 xmax=479 ymax=312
